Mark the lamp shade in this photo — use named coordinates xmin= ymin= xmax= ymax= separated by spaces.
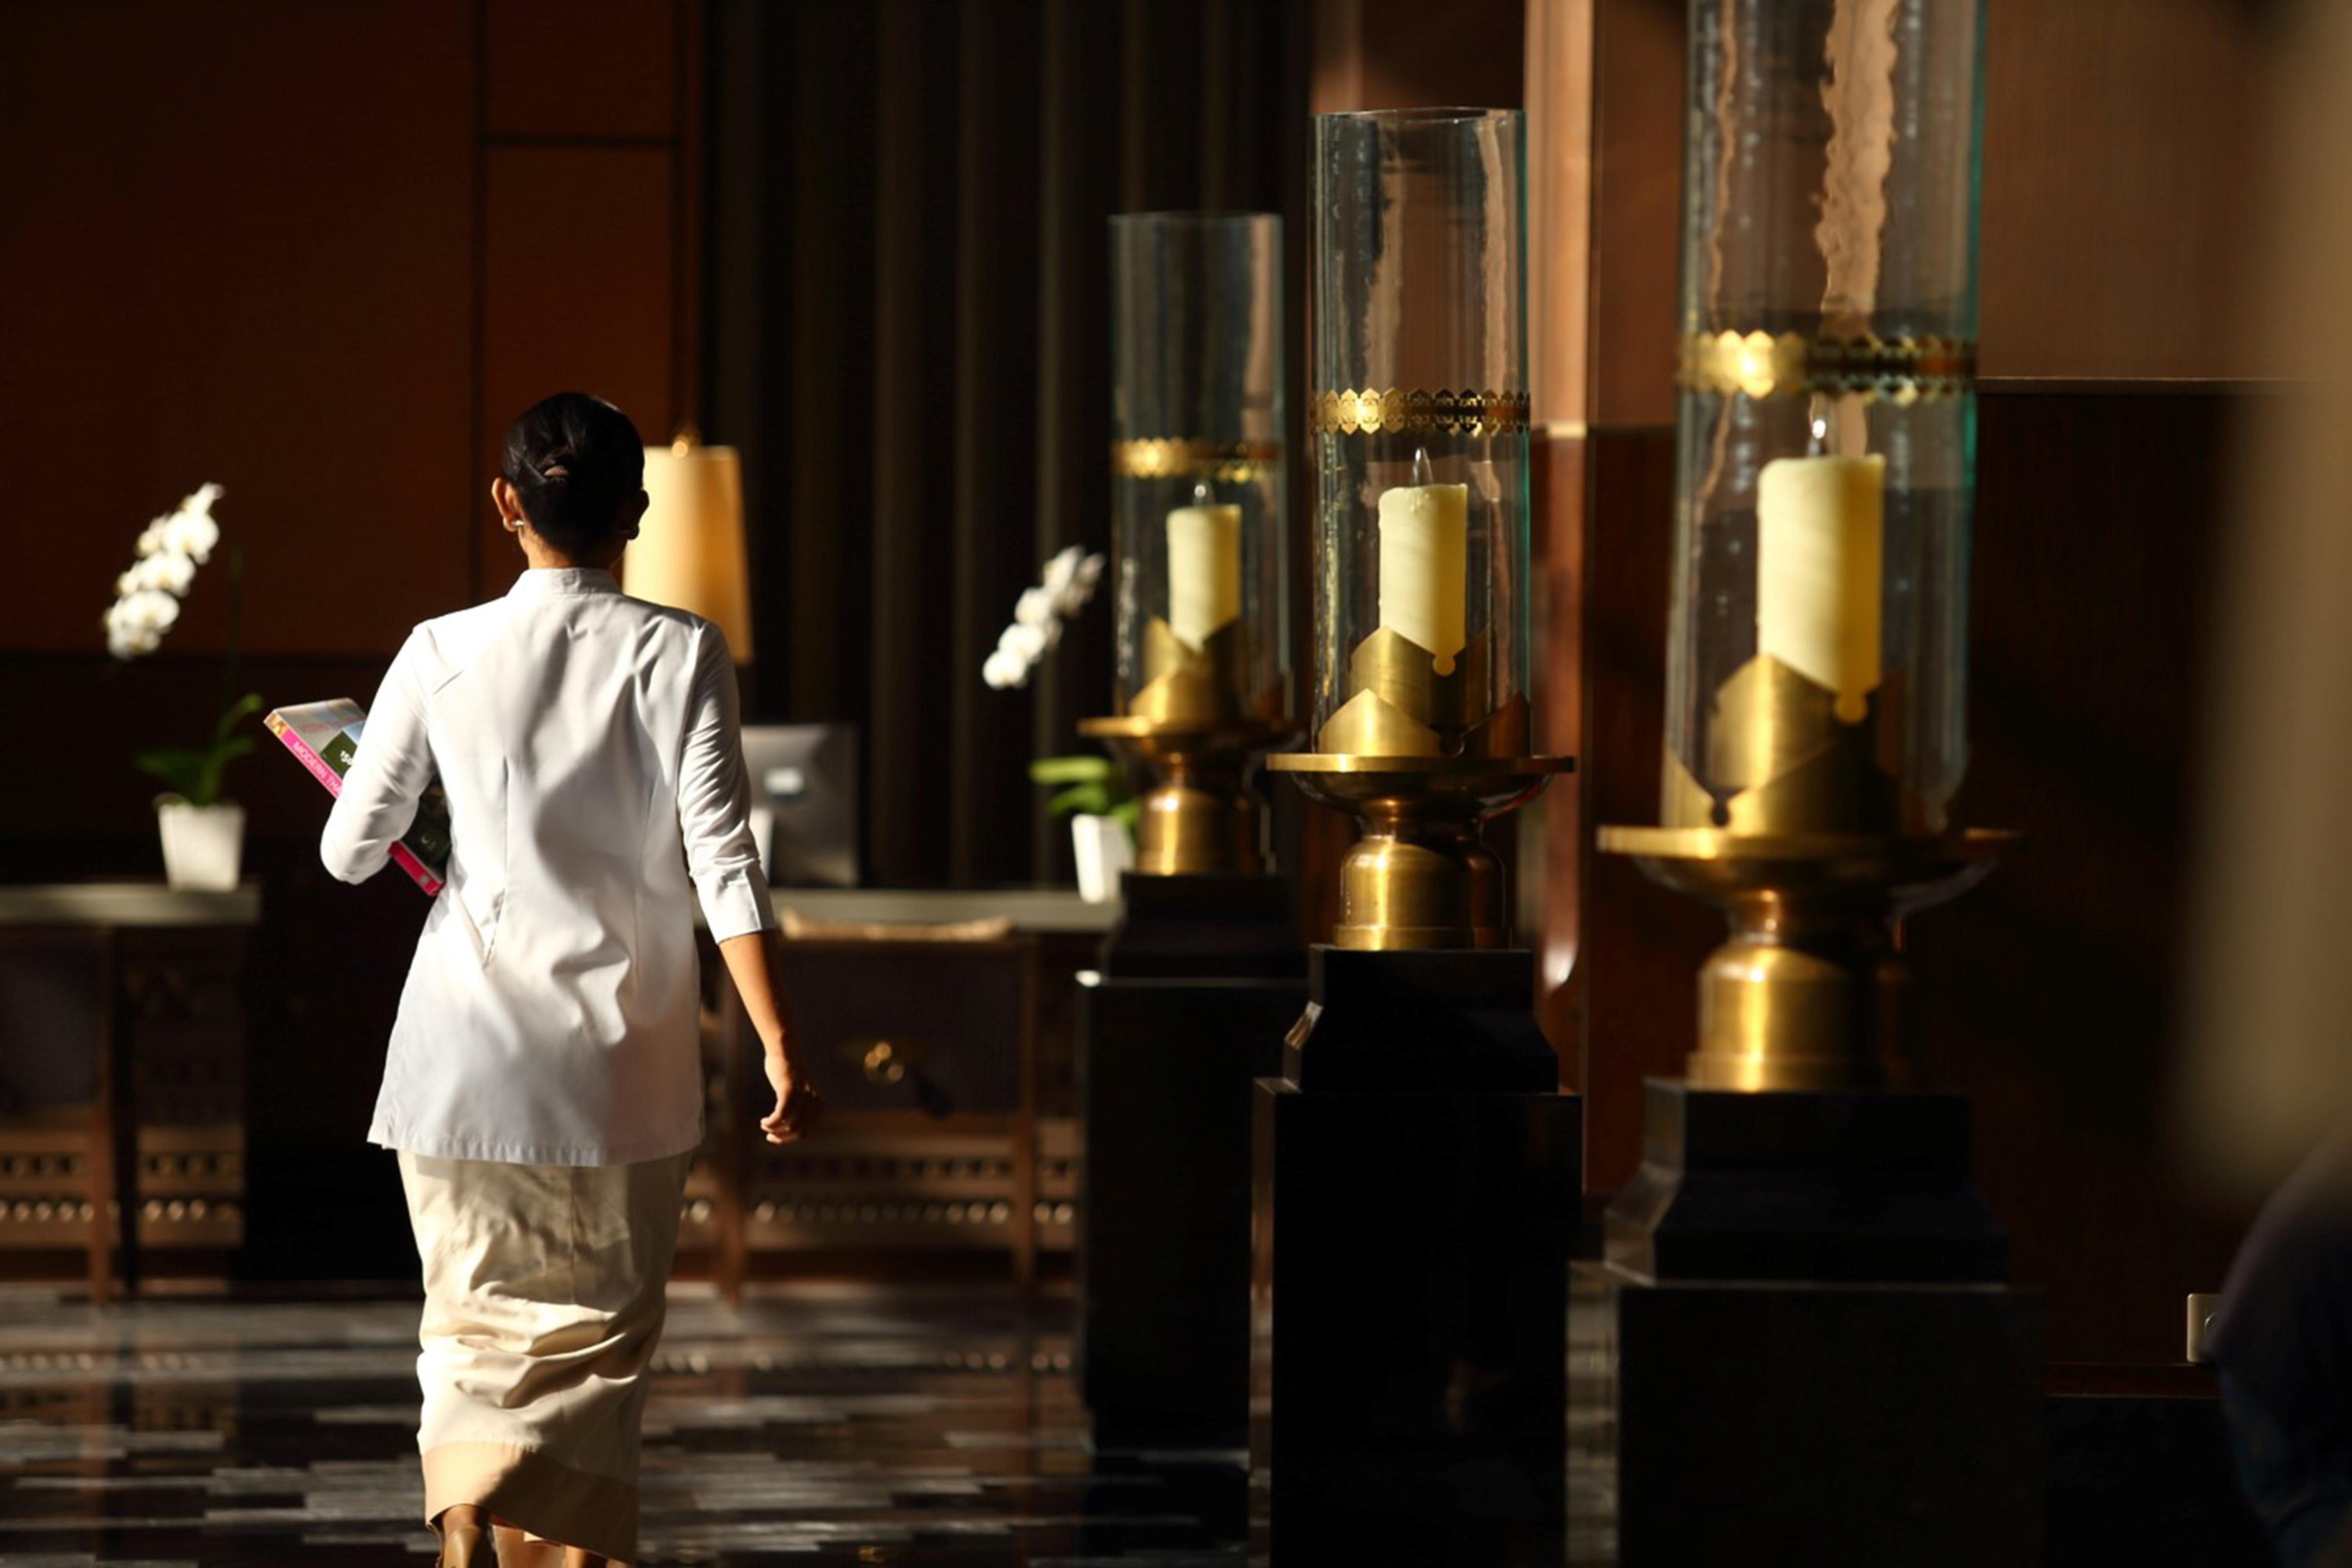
xmin=627 ymin=439 xmax=753 ymax=661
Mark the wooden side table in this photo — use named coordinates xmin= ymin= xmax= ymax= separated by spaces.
xmin=690 ymin=889 xmax=1113 ymax=1302
xmin=0 ymin=882 xmax=259 ymax=1302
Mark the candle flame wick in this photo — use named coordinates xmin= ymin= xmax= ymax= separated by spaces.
xmin=1412 ymin=446 xmax=1433 ymax=486
xmin=1191 ymin=480 xmax=1213 ymax=507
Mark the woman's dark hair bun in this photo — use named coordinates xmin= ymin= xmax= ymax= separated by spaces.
xmin=500 ymin=395 xmax=642 ymax=553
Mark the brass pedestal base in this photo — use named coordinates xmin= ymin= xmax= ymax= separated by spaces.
xmin=1596 ymin=827 xmax=2013 ymax=1090
xmin=1079 ymin=716 xmax=1295 ymax=878
xmin=1270 ymin=753 xmax=1572 ymax=949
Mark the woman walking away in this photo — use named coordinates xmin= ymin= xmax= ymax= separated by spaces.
xmin=322 ymin=392 xmax=822 ymax=1567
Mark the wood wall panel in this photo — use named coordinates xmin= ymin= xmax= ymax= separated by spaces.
xmin=486 ymin=0 xmax=679 ymax=141
xmin=476 ymin=147 xmax=678 ymax=596
xmin=0 ymin=2 xmax=705 ymax=1282
xmin=1922 ymin=388 xmax=2247 ymax=1361
xmin=1310 ymin=0 xmax=1527 ymax=112
xmin=1979 ymin=0 xmax=2266 ymax=381
xmin=1585 ymin=0 xmax=1681 ymax=428
xmin=0 ymin=1 xmax=475 ymax=656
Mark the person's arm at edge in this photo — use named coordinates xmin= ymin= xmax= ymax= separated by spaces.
xmin=679 ymin=620 xmax=821 ymax=1143
xmin=321 ymin=635 xmax=434 ymax=884
xmin=719 ymin=930 xmax=820 ymax=1143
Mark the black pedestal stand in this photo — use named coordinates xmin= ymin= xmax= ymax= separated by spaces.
xmin=1601 ymin=1079 xmax=2043 ymax=1566
xmin=1078 ymin=873 xmax=1305 ymax=1449
xmin=1252 ymin=947 xmax=1582 ymax=1566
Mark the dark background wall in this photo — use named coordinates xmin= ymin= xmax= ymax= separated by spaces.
xmin=0 ymin=0 xmax=704 ymax=1275
xmin=700 ymin=0 xmax=1316 ymax=889
xmin=0 ymin=0 xmax=2286 ymax=1361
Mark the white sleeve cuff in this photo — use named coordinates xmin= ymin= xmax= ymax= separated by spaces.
xmin=696 ymin=865 xmax=777 ymax=942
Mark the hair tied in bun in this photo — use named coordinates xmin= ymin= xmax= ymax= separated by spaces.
xmin=498 ymin=394 xmax=646 ymax=555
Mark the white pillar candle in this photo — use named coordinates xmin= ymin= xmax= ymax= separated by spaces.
xmin=1166 ymin=502 xmax=1243 ymax=649
xmin=1756 ymin=453 xmax=1884 ymax=722
xmin=1378 ymin=481 xmax=1470 ymax=674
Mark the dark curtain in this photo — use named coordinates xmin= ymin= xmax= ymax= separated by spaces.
xmin=704 ymin=0 xmax=1314 ymax=888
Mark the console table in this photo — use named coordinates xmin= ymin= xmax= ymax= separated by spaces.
xmin=0 ymin=882 xmax=258 ymax=1301
xmin=690 ymin=887 xmax=1112 ymax=1300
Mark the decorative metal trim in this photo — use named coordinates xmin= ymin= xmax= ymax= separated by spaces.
xmin=1109 ymin=438 xmax=1283 ymax=481
xmin=1308 ymin=388 xmax=1531 ymax=437
xmin=1677 ymin=332 xmax=1976 ymax=403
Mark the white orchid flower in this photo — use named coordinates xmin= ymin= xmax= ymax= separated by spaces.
xmin=1014 ymin=586 xmax=1057 ymax=628
xmin=982 ymin=649 xmax=1029 ymax=690
xmin=1000 ymin=622 xmax=1050 ymax=664
xmin=107 ymin=625 xmax=159 ymax=659
xmin=116 ymin=589 xmax=181 ymax=632
xmin=103 ymin=482 xmax=227 ymax=662
xmin=133 ymin=551 xmax=196 ymax=594
xmin=162 ymin=508 xmax=220 ymax=563
xmin=982 ymin=544 xmax=1108 ymax=690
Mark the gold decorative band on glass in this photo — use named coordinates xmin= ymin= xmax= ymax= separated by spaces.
xmin=1108 ymin=438 xmax=1283 ymax=482
xmin=1308 ymin=388 xmax=1531 ymax=437
xmin=1677 ymin=332 xmax=1976 ymax=403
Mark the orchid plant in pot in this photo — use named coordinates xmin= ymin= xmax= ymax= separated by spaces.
xmin=984 ymin=545 xmax=1133 ymax=900
xmin=105 ymin=484 xmax=262 ymax=891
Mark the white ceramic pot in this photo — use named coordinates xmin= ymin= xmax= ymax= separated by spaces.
xmin=1070 ymin=813 xmax=1133 ymax=904
xmin=156 ymin=798 xmax=246 ymax=891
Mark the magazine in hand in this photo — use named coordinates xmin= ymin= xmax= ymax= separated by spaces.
xmin=264 ymin=699 xmax=450 ymax=895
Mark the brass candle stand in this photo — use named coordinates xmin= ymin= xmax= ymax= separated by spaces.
xmin=1602 ymin=648 xmax=2010 ymax=1089
xmin=1271 ymin=629 xmax=1570 ymax=949
xmin=1599 ymin=824 xmax=2010 ymax=1091
xmin=1080 ymin=614 xmax=1294 ymax=877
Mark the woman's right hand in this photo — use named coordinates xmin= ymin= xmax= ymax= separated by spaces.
xmin=760 ymin=1051 xmax=823 ymax=1144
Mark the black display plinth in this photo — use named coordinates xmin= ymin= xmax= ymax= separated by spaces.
xmin=1604 ymin=1270 xmax=2044 ymax=1566
xmin=1253 ymin=947 xmax=1581 ymax=1566
xmin=1102 ymin=871 xmax=1301 ymax=979
xmin=1078 ymin=971 xmax=1303 ymax=1448
xmin=1079 ymin=871 xmax=1304 ymax=1448
xmin=1607 ymin=1078 xmax=2008 ymax=1284
xmin=1601 ymin=1077 xmax=2040 ymax=1564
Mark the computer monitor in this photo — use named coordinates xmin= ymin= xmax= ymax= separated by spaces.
xmin=738 ymin=724 xmax=859 ymax=887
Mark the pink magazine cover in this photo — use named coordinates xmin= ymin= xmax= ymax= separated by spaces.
xmin=264 ymin=700 xmax=448 ymax=896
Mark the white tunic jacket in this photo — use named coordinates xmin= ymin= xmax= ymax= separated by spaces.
xmin=322 ymin=567 xmax=775 ymax=1165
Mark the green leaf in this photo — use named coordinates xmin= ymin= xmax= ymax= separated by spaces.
xmin=192 ymin=736 xmax=255 ymax=808
xmin=1029 ymin=755 xmax=1112 ymax=786
xmin=133 ymin=747 xmax=208 ymax=801
xmin=1045 ymin=781 xmax=1115 ymax=818
xmin=211 ymin=691 xmax=263 ymax=748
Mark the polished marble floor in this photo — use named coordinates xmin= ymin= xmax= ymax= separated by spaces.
xmin=0 ymin=1282 xmax=1252 ymax=1566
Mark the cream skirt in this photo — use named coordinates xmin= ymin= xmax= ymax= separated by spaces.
xmin=398 ymin=1150 xmax=690 ymax=1566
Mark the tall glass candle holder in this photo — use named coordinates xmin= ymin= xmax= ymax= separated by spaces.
xmin=1601 ymin=0 xmax=2009 ymax=1090
xmin=1080 ymin=213 xmax=1294 ymax=875
xmin=1272 ymin=109 xmax=1570 ymax=949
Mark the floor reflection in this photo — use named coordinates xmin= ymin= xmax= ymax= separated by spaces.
xmin=0 ymin=1283 xmax=1247 ymax=1565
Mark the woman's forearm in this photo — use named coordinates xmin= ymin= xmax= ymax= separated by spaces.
xmin=718 ymin=931 xmax=802 ymax=1063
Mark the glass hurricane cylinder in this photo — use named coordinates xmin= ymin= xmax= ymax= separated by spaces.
xmin=1600 ymin=0 xmax=1998 ymax=1093
xmin=1274 ymin=109 xmax=1567 ymax=951
xmin=1662 ymin=0 xmax=1985 ymax=836
xmin=1107 ymin=212 xmax=1288 ymax=725
xmin=1308 ymin=109 xmax=1532 ymax=759
xmin=1085 ymin=213 xmax=1293 ymax=877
